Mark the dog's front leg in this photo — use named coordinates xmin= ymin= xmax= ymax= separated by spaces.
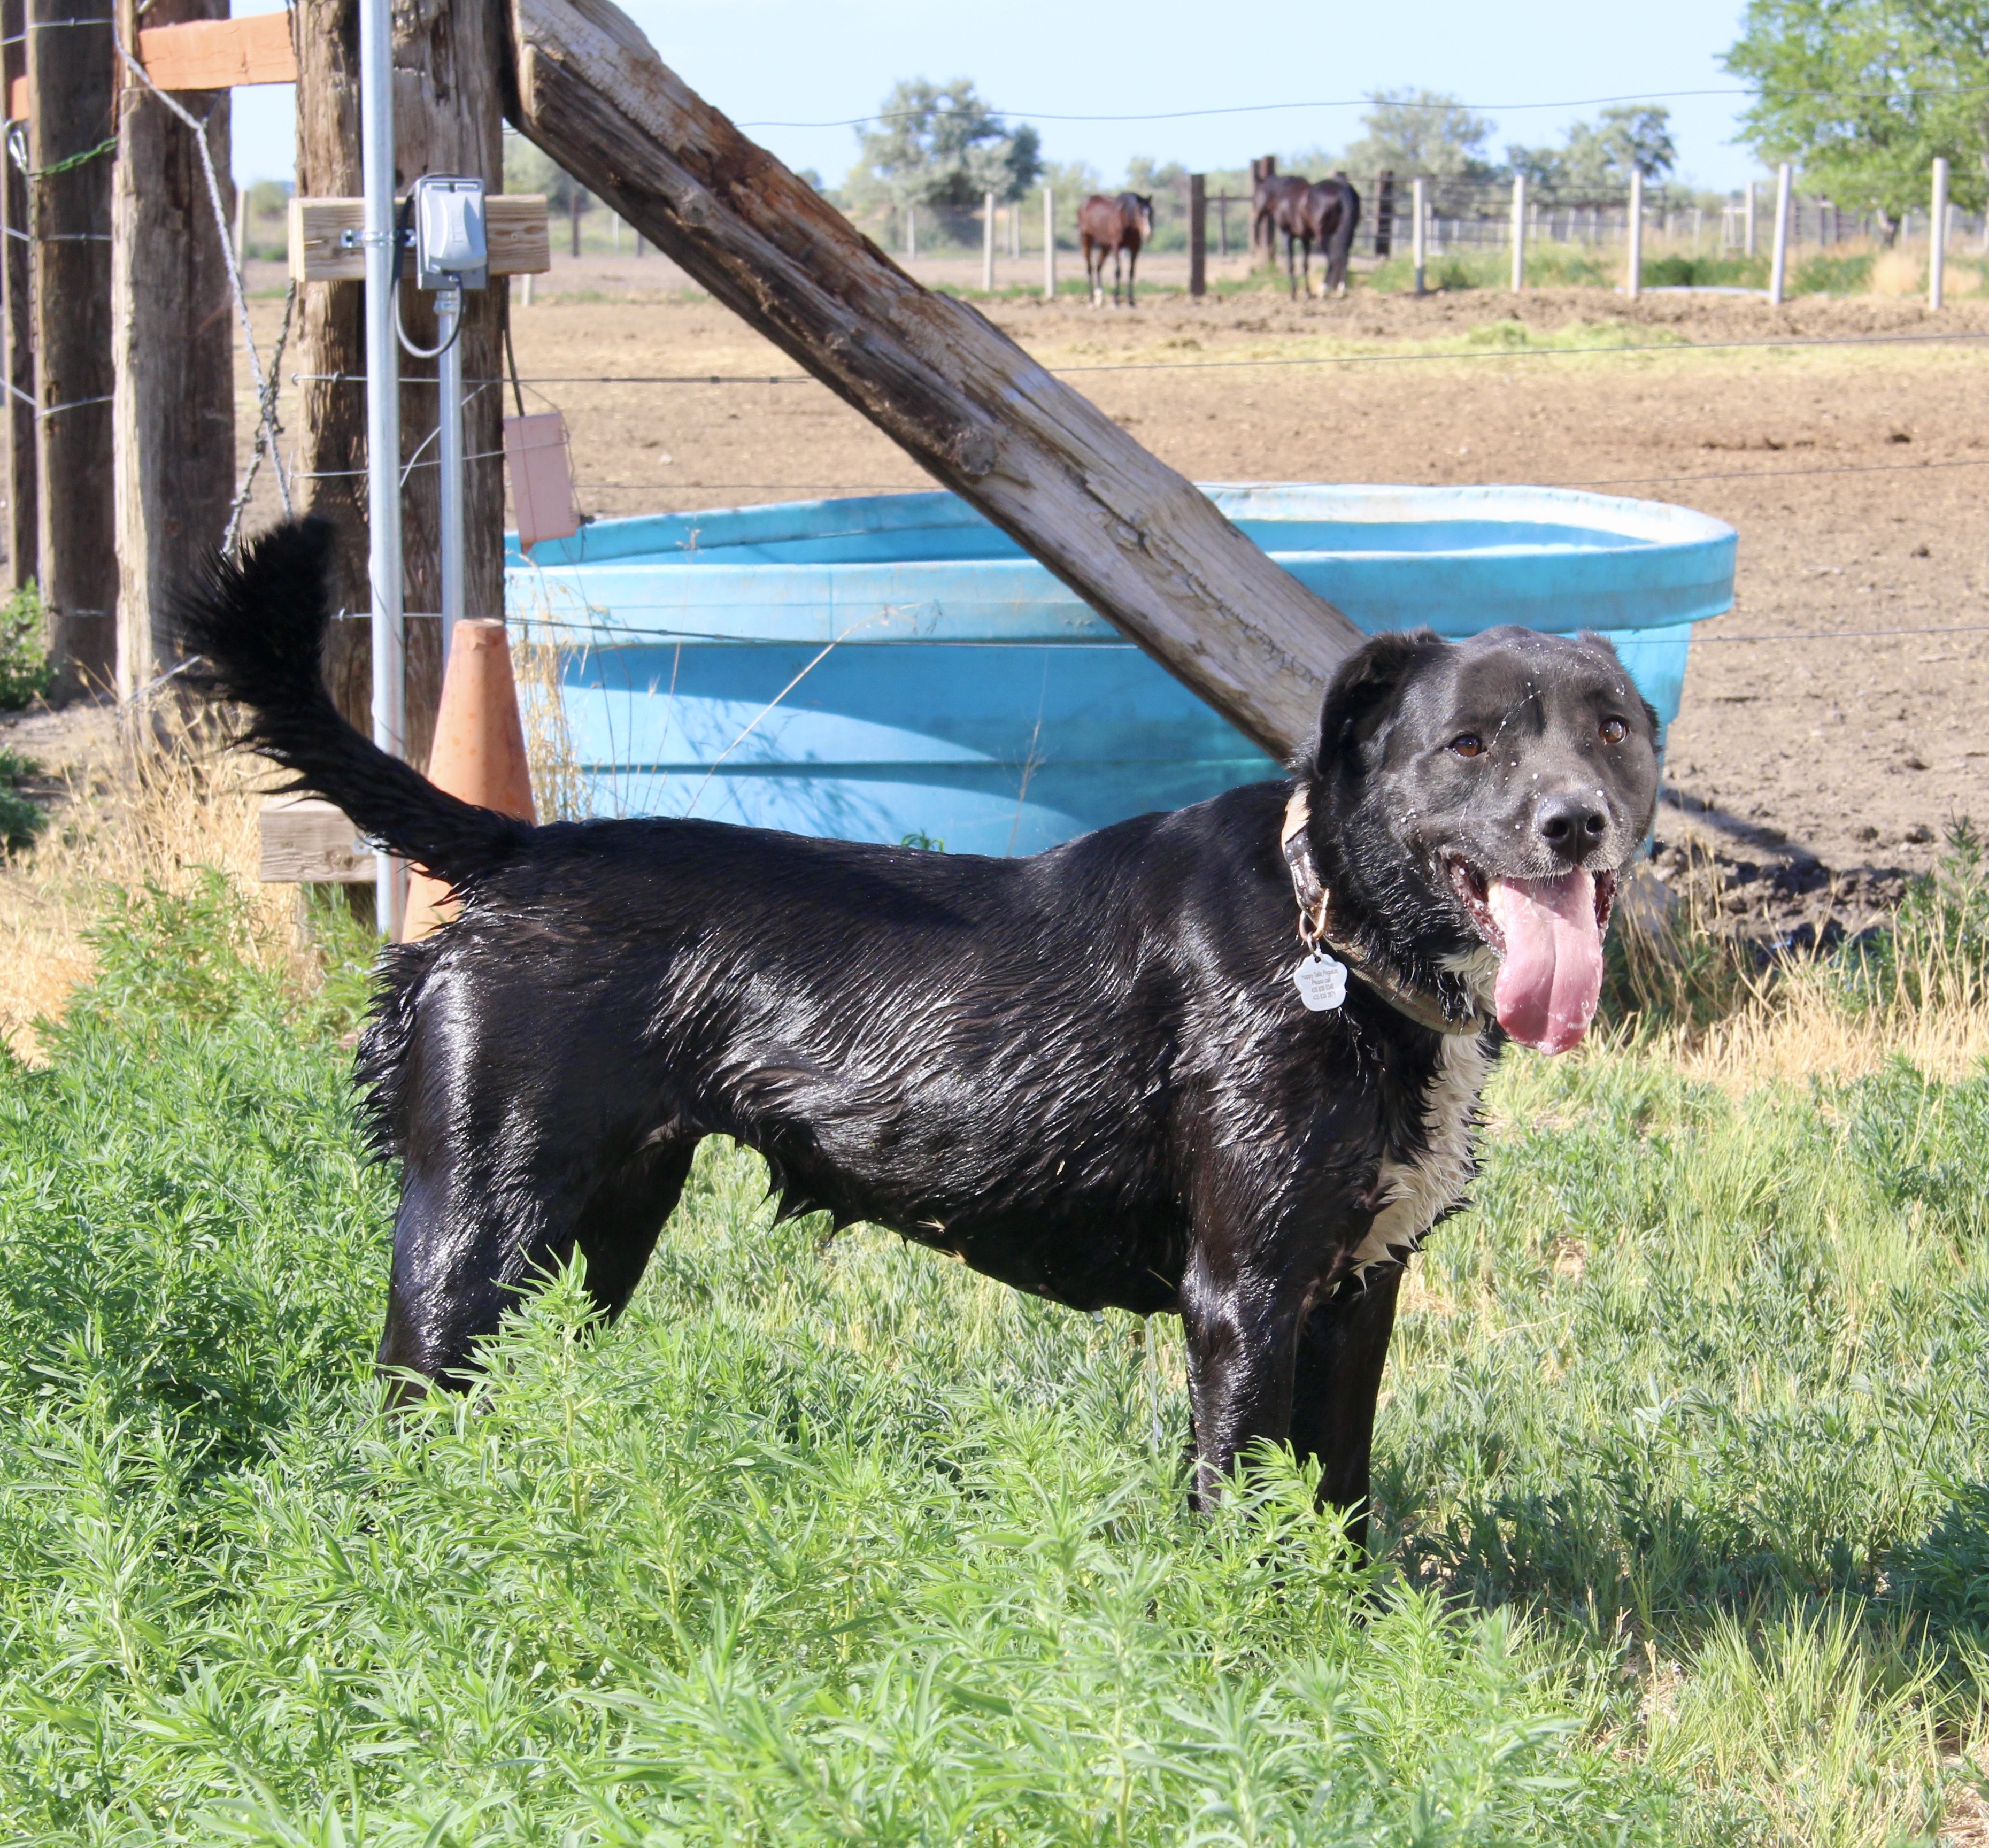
xmin=1288 ymin=1265 xmax=1403 ymax=1554
xmin=1178 ymin=1245 xmax=1315 ymax=1510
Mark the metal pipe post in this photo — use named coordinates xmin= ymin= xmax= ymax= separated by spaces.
xmin=359 ymin=0 xmax=403 ymax=937
xmin=1769 ymin=162 xmax=1792 ymax=305
xmin=436 ymin=284 xmax=464 ymax=663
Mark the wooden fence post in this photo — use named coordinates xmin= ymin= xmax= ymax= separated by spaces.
xmin=981 ymin=188 xmax=994 ymax=292
xmin=29 ymin=0 xmax=117 ymax=696
xmin=1744 ymin=180 xmax=1756 ymax=257
xmin=1373 ymin=170 xmax=1393 ymax=258
xmin=1042 ymin=185 xmax=1054 ymax=298
xmin=1249 ymin=155 xmax=1273 ymax=261
xmin=1769 ymin=162 xmax=1791 ymax=305
xmin=1930 ymin=157 xmax=1948 ymax=310
xmin=111 ymin=0 xmax=236 ymax=699
xmin=1188 ymin=172 xmax=1205 ymax=297
xmin=1 ymin=0 xmax=35 ymax=596
xmin=1626 ymin=170 xmax=1643 ymax=300
xmin=1509 ymin=172 xmax=1524 ymax=292
xmin=1410 ymin=175 xmax=1426 ymax=293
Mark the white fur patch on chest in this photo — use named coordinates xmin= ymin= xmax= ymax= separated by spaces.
xmin=1348 ymin=1030 xmax=1497 ymax=1277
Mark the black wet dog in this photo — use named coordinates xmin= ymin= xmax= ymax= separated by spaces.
xmin=181 ymin=519 xmax=1659 ymax=1535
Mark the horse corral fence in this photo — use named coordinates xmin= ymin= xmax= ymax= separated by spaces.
xmin=847 ymin=161 xmax=1986 ymax=306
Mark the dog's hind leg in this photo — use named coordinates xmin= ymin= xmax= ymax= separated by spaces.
xmin=1287 ymin=1265 xmax=1402 ymax=1554
xmin=572 ymin=1138 xmax=697 ymax=1321
xmin=375 ymin=1137 xmax=696 ymax=1393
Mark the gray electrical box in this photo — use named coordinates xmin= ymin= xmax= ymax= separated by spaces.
xmin=412 ymin=175 xmax=488 ymax=290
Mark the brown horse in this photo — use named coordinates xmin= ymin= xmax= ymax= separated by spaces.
xmin=1272 ymin=174 xmax=1361 ymax=300
xmin=1078 ymin=192 xmax=1154 ymax=307
xmin=1251 ymin=171 xmax=1308 ymax=259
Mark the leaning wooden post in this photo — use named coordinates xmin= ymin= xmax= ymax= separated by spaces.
xmin=981 ymin=187 xmax=994 ymax=292
xmin=1509 ymin=172 xmax=1525 ymax=292
xmin=1188 ymin=172 xmax=1206 ymax=297
xmin=1769 ymin=161 xmax=1791 ymax=305
xmin=505 ymin=0 xmax=1366 ymax=754
xmin=29 ymin=0 xmax=118 ymax=696
xmin=1 ymin=0 xmax=36 ymax=596
xmin=1625 ymin=170 xmax=1643 ymax=301
xmin=111 ymin=0 xmax=236 ymax=699
xmin=1929 ymin=156 xmax=1948 ymax=309
xmin=1042 ymin=184 xmax=1054 ymax=297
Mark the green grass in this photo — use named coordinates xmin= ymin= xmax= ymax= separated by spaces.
xmin=2 ymin=874 xmax=1987 ymax=1842
xmin=0 ymin=579 xmax=49 ymax=712
xmin=0 ymin=746 xmax=43 ymax=852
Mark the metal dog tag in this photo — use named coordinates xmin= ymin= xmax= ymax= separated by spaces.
xmin=1293 ymin=951 xmax=1348 ymax=1012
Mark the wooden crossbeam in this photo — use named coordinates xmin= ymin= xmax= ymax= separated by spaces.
xmin=289 ymin=193 xmax=551 ymax=282
xmin=136 ymin=12 xmax=297 ymax=89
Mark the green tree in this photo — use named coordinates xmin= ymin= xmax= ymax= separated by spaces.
xmin=1340 ymin=89 xmax=1496 ymax=179
xmin=1562 ymin=104 xmax=1677 ymax=189
xmin=845 ymin=79 xmax=1042 ymax=238
xmin=1724 ymin=0 xmax=1989 ymax=227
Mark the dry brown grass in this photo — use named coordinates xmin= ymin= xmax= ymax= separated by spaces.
xmin=0 ymin=702 xmax=296 ymax=1062
xmin=1870 ymin=246 xmax=1985 ymax=298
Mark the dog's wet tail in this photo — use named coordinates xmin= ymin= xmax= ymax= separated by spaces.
xmin=176 ymin=518 xmax=531 ymax=886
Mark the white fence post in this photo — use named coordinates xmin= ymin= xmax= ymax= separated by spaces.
xmin=1769 ymin=163 xmax=1791 ymax=304
xmin=906 ymin=201 xmax=916 ymax=264
xmin=1412 ymin=175 xmax=1427 ymax=294
xmin=1745 ymin=180 xmax=1756 ymax=257
xmin=982 ymin=189 xmax=996 ymax=292
xmin=1930 ymin=157 xmax=1949 ymax=309
xmin=1510 ymin=173 xmax=1525 ymax=292
xmin=1626 ymin=170 xmax=1643 ymax=299
xmin=1043 ymin=186 xmax=1055 ymax=299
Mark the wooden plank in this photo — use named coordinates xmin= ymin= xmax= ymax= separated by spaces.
xmin=289 ymin=193 xmax=550 ymax=282
xmin=505 ymin=0 xmax=1361 ymax=757
xmin=6 ymin=74 xmax=22 ymax=120
xmin=136 ymin=12 xmax=296 ymax=90
xmin=260 ymin=796 xmax=374 ymax=883
xmin=113 ymin=0 xmax=236 ymax=697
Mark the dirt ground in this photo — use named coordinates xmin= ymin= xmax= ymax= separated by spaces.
xmin=75 ymin=266 xmax=1984 ymax=949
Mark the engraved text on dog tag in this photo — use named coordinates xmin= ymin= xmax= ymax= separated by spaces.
xmin=1293 ymin=951 xmax=1348 ymax=1012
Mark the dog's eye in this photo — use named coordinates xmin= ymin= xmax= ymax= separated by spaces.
xmin=1599 ymin=717 xmax=1628 ymax=745
xmin=1448 ymin=734 xmax=1484 ymax=758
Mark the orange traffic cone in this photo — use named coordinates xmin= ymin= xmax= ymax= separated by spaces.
xmin=403 ymin=619 xmax=536 ymax=941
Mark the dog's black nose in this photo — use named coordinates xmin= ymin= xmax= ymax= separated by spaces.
xmin=1536 ymin=792 xmax=1608 ymax=862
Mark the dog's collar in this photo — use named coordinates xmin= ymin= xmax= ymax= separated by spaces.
xmin=1279 ymin=787 xmax=1489 ymax=1037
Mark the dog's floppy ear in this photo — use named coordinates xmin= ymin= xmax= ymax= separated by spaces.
xmin=1298 ymin=628 xmax=1445 ymax=780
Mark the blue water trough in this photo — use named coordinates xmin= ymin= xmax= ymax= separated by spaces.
xmin=505 ymin=483 xmax=1734 ymax=856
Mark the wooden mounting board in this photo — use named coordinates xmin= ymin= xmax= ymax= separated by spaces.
xmin=137 ymin=13 xmax=298 ymax=90
xmin=289 ymin=194 xmax=551 ymax=282
xmin=259 ymin=796 xmax=373 ymax=884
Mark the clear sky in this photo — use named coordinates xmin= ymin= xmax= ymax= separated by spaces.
xmin=228 ymin=0 xmax=1768 ymax=193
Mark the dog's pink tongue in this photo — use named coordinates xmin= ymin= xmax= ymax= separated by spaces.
xmin=1486 ymin=870 xmax=1602 ymax=1054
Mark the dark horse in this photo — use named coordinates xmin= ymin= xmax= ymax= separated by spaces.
xmin=1078 ymin=192 xmax=1154 ymax=307
xmin=1271 ymin=175 xmax=1361 ymax=300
